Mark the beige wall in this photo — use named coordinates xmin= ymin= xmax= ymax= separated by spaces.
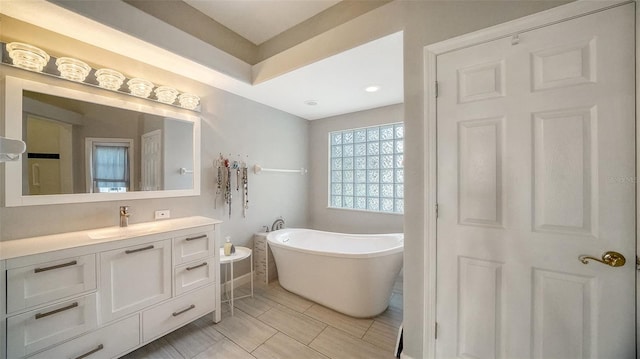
xmin=308 ymin=104 xmax=403 ymax=234
xmin=0 ymin=33 xmax=310 ymax=280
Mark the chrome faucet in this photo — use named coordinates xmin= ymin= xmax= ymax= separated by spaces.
xmin=120 ymin=206 xmax=130 ymax=227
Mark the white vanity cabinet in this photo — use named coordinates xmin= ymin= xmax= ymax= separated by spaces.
xmin=0 ymin=216 xmax=222 ymax=359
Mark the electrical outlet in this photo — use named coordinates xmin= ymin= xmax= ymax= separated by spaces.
xmin=155 ymin=210 xmax=170 ymax=220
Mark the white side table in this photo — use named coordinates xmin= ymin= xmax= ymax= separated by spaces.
xmin=219 ymin=246 xmax=253 ymax=316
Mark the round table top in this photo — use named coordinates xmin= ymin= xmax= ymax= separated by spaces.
xmin=219 ymin=246 xmax=251 ymax=263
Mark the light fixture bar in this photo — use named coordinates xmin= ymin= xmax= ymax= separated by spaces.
xmin=1 ymin=41 xmax=200 ymax=112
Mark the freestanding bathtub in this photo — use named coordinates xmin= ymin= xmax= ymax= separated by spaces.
xmin=266 ymin=228 xmax=403 ymax=318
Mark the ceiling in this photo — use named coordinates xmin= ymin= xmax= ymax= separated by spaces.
xmin=2 ymin=0 xmax=403 ymax=120
xmin=251 ymin=31 xmax=403 ymax=120
xmin=183 ymin=0 xmax=342 ymax=45
xmin=177 ymin=0 xmax=404 ymax=120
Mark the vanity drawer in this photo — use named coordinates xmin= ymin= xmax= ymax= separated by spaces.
xmin=142 ymin=284 xmax=215 ymax=342
xmin=27 ymin=314 xmax=140 ymax=359
xmin=7 ymin=294 xmax=98 ymax=358
xmin=174 ymin=259 xmax=214 ymax=296
xmin=173 ymin=232 xmax=213 ymax=265
xmin=6 ymin=254 xmax=96 ymax=314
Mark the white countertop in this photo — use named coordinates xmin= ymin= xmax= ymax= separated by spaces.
xmin=0 ymin=216 xmax=222 ymax=261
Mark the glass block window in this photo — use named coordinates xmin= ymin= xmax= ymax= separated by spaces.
xmin=329 ymin=123 xmax=404 ymax=213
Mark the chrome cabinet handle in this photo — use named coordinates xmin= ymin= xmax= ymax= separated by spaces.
xmin=74 ymin=344 xmax=104 ymax=359
xmin=34 ymin=260 xmax=77 ymax=273
xmin=35 ymin=302 xmax=79 ymax=319
xmin=185 ymin=234 xmax=207 ymax=241
xmin=186 ymin=262 xmax=207 ymax=271
xmin=172 ymin=304 xmax=196 ymax=317
xmin=579 ymin=251 xmax=626 ymax=267
xmin=125 ymin=245 xmax=154 ymax=254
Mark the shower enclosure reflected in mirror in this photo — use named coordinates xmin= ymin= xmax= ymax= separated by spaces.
xmin=4 ymin=76 xmax=201 ymax=206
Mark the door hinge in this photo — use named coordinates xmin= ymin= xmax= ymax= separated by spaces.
xmin=435 ymin=203 xmax=439 ymax=218
xmin=435 ymin=81 xmax=439 ymax=98
xmin=435 ymin=322 xmax=438 ymax=339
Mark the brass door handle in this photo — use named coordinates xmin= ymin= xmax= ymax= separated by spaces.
xmin=579 ymin=251 xmax=626 ymax=267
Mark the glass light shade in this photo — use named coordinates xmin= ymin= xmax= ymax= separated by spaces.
xmin=6 ymin=42 xmax=50 ymax=72
xmin=127 ymin=78 xmax=154 ymax=98
xmin=178 ymin=93 xmax=200 ymax=110
xmin=154 ymin=86 xmax=179 ymax=104
xmin=55 ymin=57 xmax=91 ymax=82
xmin=95 ymin=68 xmax=125 ymax=91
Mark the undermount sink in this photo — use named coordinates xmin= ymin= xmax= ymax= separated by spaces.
xmin=88 ymin=221 xmax=165 ymax=240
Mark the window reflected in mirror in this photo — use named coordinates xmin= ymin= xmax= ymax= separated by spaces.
xmin=87 ymin=138 xmax=133 ymax=193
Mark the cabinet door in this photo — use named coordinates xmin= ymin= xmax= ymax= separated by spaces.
xmin=99 ymin=239 xmax=171 ymax=323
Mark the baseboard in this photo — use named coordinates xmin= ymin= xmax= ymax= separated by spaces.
xmin=221 ymin=272 xmax=252 ymax=292
xmin=400 ymin=354 xmax=416 ymax=359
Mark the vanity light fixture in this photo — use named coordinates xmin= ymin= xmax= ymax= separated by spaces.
xmin=127 ymin=78 xmax=154 ymax=98
xmin=95 ymin=68 xmax=125 ymax=91
xmin=155 ymin=86 xmax=179 ymax=104
xmin=2 ymin=41 xmax=201 ymax=112
xmin=178 ymin=93 xmax=200 ymax=110
xmin=56 ymin=57 xmax=91 ymax=82
xmin=6 ymin=42 xmax=50 ymax=72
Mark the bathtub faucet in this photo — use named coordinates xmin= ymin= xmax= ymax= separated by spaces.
xmin=271 ymin=218 xmax=285 ymax=232
xmin=262 ymin=225 xmax=270 ymax=233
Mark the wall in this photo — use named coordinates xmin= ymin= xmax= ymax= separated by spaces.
xmin=308 ymin=104 xmax=403 ymax=233
xmin=0 ymin=30 xmax=310 ymax=278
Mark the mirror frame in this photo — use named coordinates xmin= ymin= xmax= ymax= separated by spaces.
xmin=4 ymin=76 xmax=201 ymax=207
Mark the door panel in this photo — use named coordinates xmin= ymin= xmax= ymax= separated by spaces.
xmin=457 ymin=257 xmax=503 ymax=359
xmin=436 ymin=4 xmax=635 ymax=359
xmin=141 ymin=129 xmax=162 ymax=191
xmin=458 ymin=117 xmax=504 ymax=227
xmin=532 ymin=269 xmax=595 ymax=359
xmin=533 ymin=107 xmax=596 ymax=235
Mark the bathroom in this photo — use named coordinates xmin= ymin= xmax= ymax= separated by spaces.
xmin=1 ymin=1 xmax=633 ymax=359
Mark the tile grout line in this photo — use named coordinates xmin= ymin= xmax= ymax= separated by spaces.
xmin=213 ymin=306 xmax=279 ymax=355
xmin=254 ymin=300 xmax=329 ymax=347
xmin=250 ymin=328 xmax=279 ymax=355
xmin=307 ymin=320 xmax=329 ymax=345
xmin=361 ymin=317 xmax=376 ymax=339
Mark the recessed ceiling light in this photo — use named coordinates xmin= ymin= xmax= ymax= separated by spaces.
xmin=365 ymin=85 xmax=380 ymax=93
xmin=304 ymin=100 xmax=318 ymax=106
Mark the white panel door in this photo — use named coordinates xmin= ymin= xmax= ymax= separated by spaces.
xmin=436 ymin=4 xmax=635 ymax=359
xmin=141 ymin=129 xmax=162 ymax=191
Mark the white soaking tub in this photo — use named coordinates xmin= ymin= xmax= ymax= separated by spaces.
xmin=266 ymin=228 xmax=403 ymax=318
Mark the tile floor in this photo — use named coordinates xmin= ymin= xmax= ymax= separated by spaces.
xmin=121 ymin=274 xmax=403 ymax=359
